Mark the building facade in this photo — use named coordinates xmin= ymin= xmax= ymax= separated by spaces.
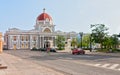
xmin=4 ymin=9 xmax=77 ymax=50
xmin=0 ymin=32 xmax=3 ymax=53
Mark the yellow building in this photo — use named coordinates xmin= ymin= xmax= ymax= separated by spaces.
xmin=0 ymin=32 xmax=3 ymax=53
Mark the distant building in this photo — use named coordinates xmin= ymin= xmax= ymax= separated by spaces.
xmin=4 ymin=8 xmax=77 ymax=50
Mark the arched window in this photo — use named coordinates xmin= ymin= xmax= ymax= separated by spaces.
xmin=46 ymin=18 xmax=49 ymax=22
xmin=44 ymin=28 xmax=51 ymax=33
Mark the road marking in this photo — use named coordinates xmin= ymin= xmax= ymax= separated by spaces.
xmin=118 ymin=68 xmax=120 ymax=71
xmin=94 ymin=63 xmax=120 ymax=71
xmin=59 ymin=59 xmax=120 ymax=71
xmin=101 ymin=64 xmax=110 ymax=68
xmin=94 ymin=64 xmax=101 ymax=66
xmin=109 ymin=64 xmax=119 ymax=69
xmin=84 ymin=63 xmax=120 ymax=71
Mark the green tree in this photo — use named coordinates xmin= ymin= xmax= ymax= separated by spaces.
xmin=91 ymin=24 xmax=109 ymax=49
xmin=82 ymin=34 xmax=90 ymax=48
xmin=111 ymin=34 xmax=119 ymax=49
xmin=55 ymin=35 xmax=65 ymax=50
xmin=102 ymin=36 xmax=112 ymax=49
xmin=102 ymin=34 xmax=119 ymax=51
xmin=71 ymin=38 xmax=77 ymax=48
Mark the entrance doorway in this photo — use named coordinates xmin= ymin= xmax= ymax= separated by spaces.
xmin=44 ymin=41 xmax=50 ymax=48
xmin=13 ymin=44 xmax=16 ymax=50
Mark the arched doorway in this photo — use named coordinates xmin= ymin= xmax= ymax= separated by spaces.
xmin=44 ymin=41 xmax=50 ymax=48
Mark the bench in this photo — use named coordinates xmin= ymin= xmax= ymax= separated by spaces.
xmin=0 ymin=64 xmax=7 ymax=69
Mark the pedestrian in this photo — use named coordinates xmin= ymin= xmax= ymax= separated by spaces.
xmin=47 ymin=47 xmax=50 ymax=55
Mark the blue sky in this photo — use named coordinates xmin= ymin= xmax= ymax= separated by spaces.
xmin=0 ymin=0 xmax=120 ymax=35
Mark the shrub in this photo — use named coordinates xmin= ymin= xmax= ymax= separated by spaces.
xmin=97 ymin=49 xmax=109 ymax=53
xmin=58 ymin=47 xmax=64 ymax=50
xmin=31 ymin=47 xmax=38 ymax=51
xmin=112 ymin=48 xmax=120 ymax=53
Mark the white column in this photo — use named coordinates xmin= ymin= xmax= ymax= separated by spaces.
xmin=54 ymin=36 xmax=56 ymax=48
xmin=17 ymin=35 xmax=20 ymax=49
xmin=9 ymin=35 xmax=12 ymax=49
xmin=30 ymin=35 xmax=32 ymax=49
xmin=40 ymin=36 xmax=41 ymax=48
xmin=28 ymin=35 xmax=30 ymax=49
xmin=8 ymin=35 xmax=10 ymax=49
xmin=36 ymin=36 xmax=38 ymax=49
xmin=51 ymin=36 xmax=53 ymax=48
xmin=43 ymin=36 xmax=44 ymax=48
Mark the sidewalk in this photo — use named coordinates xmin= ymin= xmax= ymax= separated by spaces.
xmin=0 ymin=53 xmax=64 ymax=75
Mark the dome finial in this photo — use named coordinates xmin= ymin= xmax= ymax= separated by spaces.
xmin=43 ymin=8 xmax=45 ymax=13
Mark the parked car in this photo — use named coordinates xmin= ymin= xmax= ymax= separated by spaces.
xmin=39 ymin=48 xmax=47 ymax=52
xmin=50 ymin=48 xmax=56 ymax=52
xmin=72 ymin=48 xmax=85 ymax=55
xmin=39 ymin=48 xmax=56 ymax=52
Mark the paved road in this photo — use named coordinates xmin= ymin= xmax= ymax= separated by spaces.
xmin=0 ymin=53 xmax=64 ymax=75
xmin=4 ymin=50 xmax=120 ymax=75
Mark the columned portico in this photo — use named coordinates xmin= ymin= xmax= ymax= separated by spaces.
xmin=42 ymin=36 xmax=44 ymax=48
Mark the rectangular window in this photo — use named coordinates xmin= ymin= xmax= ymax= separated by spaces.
xmin=26 ymin=36 xmax=28 ymax=41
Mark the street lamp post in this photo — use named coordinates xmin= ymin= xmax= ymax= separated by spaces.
xmin=117 ymin=33 xmax=120 ymax=37
xmin=117 ymin=33 xmax=120 ymax=49
xmin=79 ymin=32 xmax=83 ymax=48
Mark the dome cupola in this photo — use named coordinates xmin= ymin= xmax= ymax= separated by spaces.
xmin=37 ymin=8 xmax=52 ymax=21
xmin=35 ymin=8 xmax=55 ymax=32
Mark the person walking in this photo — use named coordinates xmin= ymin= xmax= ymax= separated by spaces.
xmin=47 ymin=47 xmax=50 ymax=55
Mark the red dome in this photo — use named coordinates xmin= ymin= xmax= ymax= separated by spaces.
xmin=37 ymin=13 xmax=52 ymax=21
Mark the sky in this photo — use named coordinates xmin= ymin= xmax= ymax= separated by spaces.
xmin=0 ymin=0 xmax=120 ymax=35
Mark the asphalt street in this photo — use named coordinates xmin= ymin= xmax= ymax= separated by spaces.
xmin=4 ymin=50 xmax=120 ymax=75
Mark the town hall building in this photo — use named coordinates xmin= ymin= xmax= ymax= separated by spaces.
xmin=4 ymin=8 xmax=77 ymax=50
